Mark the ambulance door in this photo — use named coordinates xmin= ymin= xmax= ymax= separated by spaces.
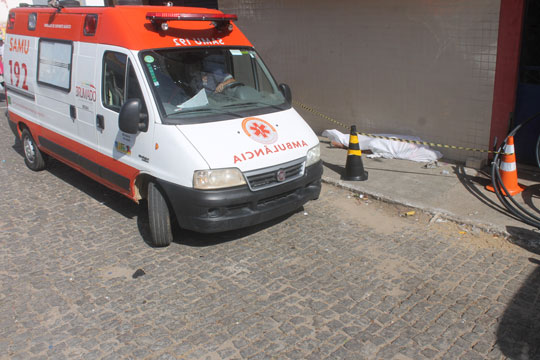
xmin=73 ymin=42 xmax=98 ymax=151
xmin=33 ymin=39 xmax=77 ymax=144
xmin=96 ymin=46 xmax=154 ymax=172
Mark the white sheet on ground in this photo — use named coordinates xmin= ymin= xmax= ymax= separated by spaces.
xmin=322 ymin=129 xmax=443 ymax=163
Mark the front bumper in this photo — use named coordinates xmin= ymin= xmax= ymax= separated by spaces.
xmin=158 ymin=161 xmax=322 ymax=233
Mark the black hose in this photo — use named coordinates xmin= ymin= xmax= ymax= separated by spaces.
xmin=492 ymin=160 xmax=540 ymax=227
xmin=491 ymin=112 xmax=540 ymax=229
xmin=536 ymin=132 xmax=540 ymax=169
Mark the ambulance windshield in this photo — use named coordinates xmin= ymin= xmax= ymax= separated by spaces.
xmin=140 ymin=48 xmax=289 ymax=123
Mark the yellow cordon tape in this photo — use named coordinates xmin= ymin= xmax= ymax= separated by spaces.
xmin=292 ymin=100 xmax=509 ymax=156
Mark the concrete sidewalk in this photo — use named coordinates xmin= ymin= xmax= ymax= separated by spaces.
xmin=319 ymin=137 xmax=540 ymax=239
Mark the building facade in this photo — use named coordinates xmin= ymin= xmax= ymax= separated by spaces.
xmin=1 ymin=0 xmax=533 ymax=163
xmin=221 ymin=0 xmax=531 ymax=164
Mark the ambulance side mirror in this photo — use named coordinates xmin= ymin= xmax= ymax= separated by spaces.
xmin=119 ymin=99 xmax=148 ymax=134
xmin=279 ymin=83 xmax=292 ymax=105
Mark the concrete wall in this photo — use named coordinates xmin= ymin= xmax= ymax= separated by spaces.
xmin=220 ymin=0 xmax=501 ymax=162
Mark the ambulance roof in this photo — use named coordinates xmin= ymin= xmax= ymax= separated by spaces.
xmin=7 ymin=5 xmax=252 ymax=50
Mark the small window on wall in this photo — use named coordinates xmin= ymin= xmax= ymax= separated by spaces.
xmin=37 ymin=39 xmax=73 ymax=91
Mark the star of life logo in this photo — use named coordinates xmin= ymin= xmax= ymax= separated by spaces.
xmin=242 ymin=117 xmax=278 ymax=145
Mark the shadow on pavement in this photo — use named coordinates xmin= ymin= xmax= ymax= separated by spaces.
xmin=515 ymin=163 xmax=540 ymax=182
xmin=11 ymin=135 xmax=302 ymax=249
xmin=137 ymin=200 xmax=300 ymax=248
xmin=322 ymin=159 xmax=452 ymax=179
xmin=496 ymin=258 xmax=540 ymax=359
xmin=322 ymin=160 xmax=344 ymax=177
xmin=11 ymin=138 xmax=139 ymax=220
xmin=453 ymin=165 xmax=523 ymax=221
xmin=178 ymin=210 xmax=298 ymax=247
xmin=506 ymin=226 xmax=540 ymax=255
xmin=522 ymin=184 xmax=540 ymax=214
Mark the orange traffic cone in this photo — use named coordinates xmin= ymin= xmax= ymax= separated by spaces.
xmin=341 ymin=125 xmax=368 ymax=181
xmin=486 ymin=136 xmax=525 ymax=196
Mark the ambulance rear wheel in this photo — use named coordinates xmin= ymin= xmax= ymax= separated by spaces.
xmin=148 ymin=181 xmax=173 ymax=247
xmin=21 ymin=129 xmax=47 ymax=171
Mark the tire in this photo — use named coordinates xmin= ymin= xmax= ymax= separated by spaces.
xmin=147 ymin=181 xmax=173 ymax=247
xmin=21 ymin=129 xmax=47 ymax=171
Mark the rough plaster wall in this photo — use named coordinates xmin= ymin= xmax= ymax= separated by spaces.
xmin=220 ymin=0 xmax=501 ymax=162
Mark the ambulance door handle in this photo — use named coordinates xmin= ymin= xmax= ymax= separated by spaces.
xmin=96 ymin=114 xmax=105 ymax=130
xmin=70 ymin=105 xmax=76 ymax=120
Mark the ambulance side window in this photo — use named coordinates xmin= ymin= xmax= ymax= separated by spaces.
xmin=254 ymin=61 xmax=274 ymax=93
xmin=102 ymin=52 xmax=148 ymax=117
xmin=231 ymin=51 xmax=273 ymax=93
xmin=231 ymin=53 xmax=256 ymax=89
xmin=102 ymin=52 xmax=127 ymax=112
xmin=37 ymin=39 xmax=73 ymax=91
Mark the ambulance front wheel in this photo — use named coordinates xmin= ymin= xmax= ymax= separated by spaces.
xmin=21 ymin=129 xmax=47 ymax=171
xmin=148 ymin=181 xmax=173 ymax=247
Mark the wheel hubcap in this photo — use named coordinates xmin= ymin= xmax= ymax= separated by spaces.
xmin=23 ymin=137 xmax=36 ymax=163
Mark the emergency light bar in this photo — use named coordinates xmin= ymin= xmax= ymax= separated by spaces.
xmin=146 ymin=12 xmax=237 ymax=31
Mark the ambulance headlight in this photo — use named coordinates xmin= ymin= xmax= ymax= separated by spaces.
xmin=193 ymin=168 xmax=246 ymax=190
xmin=306 ymin=144 xmax=321 ymax=167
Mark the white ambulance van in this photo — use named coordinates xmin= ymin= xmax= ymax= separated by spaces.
xmin=5 ymin=2 xmax=322 ymax=247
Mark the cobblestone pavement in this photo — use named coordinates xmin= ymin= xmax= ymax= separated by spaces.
xmin=1 ymin=109 xmax=540 ymax=359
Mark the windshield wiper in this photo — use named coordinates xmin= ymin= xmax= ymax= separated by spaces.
xmin=173 ymin=108 xmax=215 ymax=115
xmin=224 ymin=101 xmax=286 ymax=111
xmin=169 ymin=107 xmax=243 ymax=119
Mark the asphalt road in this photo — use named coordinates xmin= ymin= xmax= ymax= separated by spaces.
xmin=1 ymin=104 xmax=539 ymax=359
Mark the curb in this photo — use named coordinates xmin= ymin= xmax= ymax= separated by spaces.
xmin=321 ymin=175 xmax=510 ymax=239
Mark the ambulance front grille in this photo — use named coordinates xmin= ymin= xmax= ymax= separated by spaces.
xmin=245 ymin=158 xmax=306 ymax=191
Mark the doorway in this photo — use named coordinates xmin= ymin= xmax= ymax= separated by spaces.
xmin=513 ymin=0 xmax=540 ymax=164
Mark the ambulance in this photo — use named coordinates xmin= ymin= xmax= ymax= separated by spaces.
xmin=4 ymin=1 xmax=322 ymax=247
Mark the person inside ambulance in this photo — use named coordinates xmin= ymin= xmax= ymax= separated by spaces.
xmin=152 ymin=59 xmax=191 ymax=114
xmin=201 ymin=54 xmax=237 ymax=93
xmin=142 ymin=48 xmax=288 ymax=119
xmin=185 ymin=53 xmax=237 ymax=95
xmin=146 ymin=52 xmax=227 ymax=113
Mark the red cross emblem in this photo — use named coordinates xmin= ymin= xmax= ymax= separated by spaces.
xmin=242 ymin=117 xmax=278 ymax=144
xmin=249 ymin=123 xmax=271 ymax=138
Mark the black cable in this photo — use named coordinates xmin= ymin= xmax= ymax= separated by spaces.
xmin=497 ymin=122 xmax=540 ymax=222
xmin=536 ymin=132 xmax=540 ymax=169
xmin=491 ymin=112 xmax=540 ymax=229
xmin=492 ymin=159 xmax=540 ymax=227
